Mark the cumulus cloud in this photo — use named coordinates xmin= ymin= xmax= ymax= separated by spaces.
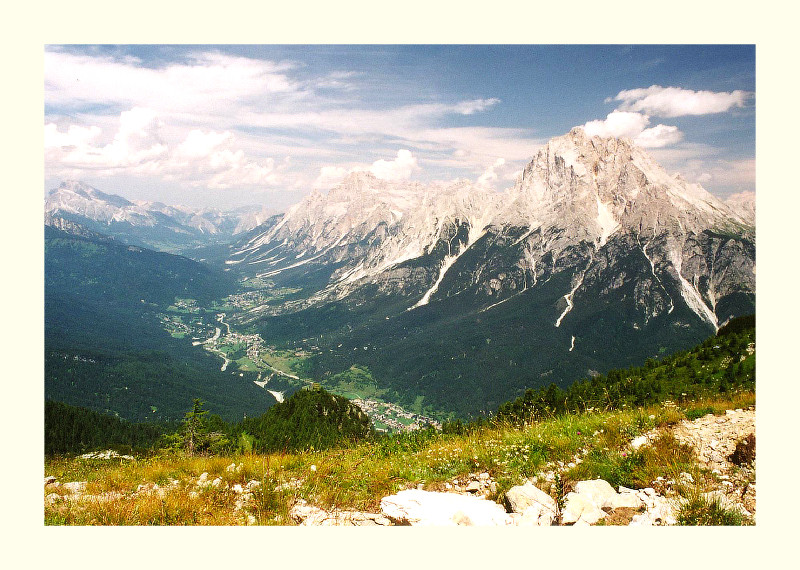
xmin=369 ymin=149 xmax=420 ymax=181
xmin=45 ymin=108 xmax=282 ymax=189
xmin=634 ymin=124 xmax=684 ymax=148
xmin=583 ymin=111 xmax=651 ymax=139
xmin=582 ymin=111 xmax=685 ymax=149
xmin=44 ymin=123 xmax=102 ymax=148
xmin=44 ymin=49 xmax=531 ymax=194
xmin=610 ymin=85 xmax=751 ymax=118
xmin=312 ymin=149 xmax=421 ymax=189
xmin=44 ymin=50 xmax=299 ymax=116
xmin=476 ymin=158 xmax=506 ymax=187
xmin=175 ymin=130 xmax=233 ymax=159
xmin=45 ymin=107 xmax=168 ymax=169
xmin=313 ymin=166 xmax=351 ymax=189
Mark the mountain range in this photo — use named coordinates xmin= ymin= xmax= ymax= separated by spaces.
xmin=44 ymin=127 xmax=756 ymax=418
xmin=222 ymin=128 xmax=755 ymax=416
xmin=45 ymin=180 xmax=275 ymax=253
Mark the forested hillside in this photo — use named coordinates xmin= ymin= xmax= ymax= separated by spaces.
xmin=45 ymin=225 xmax=272 ymax=422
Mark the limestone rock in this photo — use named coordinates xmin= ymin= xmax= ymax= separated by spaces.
xmin=574 ymin=479 xmax=617 ymax=508
xmin=380 ymin=489 xmax=510 ymax=526
xmin=561 ymin=492 xmax=606 ymax=525
xmin=505 ymin=482 xmax=558 ymax=517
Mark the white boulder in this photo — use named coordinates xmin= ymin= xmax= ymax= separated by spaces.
xmin=380 ymin=489 xmax=510 ymax=526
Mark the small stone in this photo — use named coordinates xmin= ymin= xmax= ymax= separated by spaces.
xmin=631 ymin=435 xmax=648 ymax=449
xmin=465 ymin=481 xmax=481 ymax=493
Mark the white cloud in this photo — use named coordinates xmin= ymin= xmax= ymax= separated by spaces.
xmin=311 ymin=149 xmax=421 ymax=189
xmin=175 ymin=130 xmax=232 ymax=158
xmin=582 ymin=111 xmax=686 ymax=149
xmin=45 ymin=107 xmax=168 ymax=169
xmin=45 ymin=49 xmax=529 ymax=196
xmin=45 ymin=108 xmax=283 ymax=189
xmin=313 ymin=166 xmax=352 ymax=189
xmin=476 ymin=158 xmax=507 ymax=188
xmin=369 ymin=149 xmax=419 ymax=181
xmin=634 ymin=124 xmax=684 ymax=148
xmin=611 ymin=85 xmax=751 ymax=118
xmin=45 ymin=50 xmax=299 ymax=116
xmin=454 ymin=98 xmax=501 ymax=115
xmin=583 ymin=111 xmax=651 ymax=139
xmin=677 ymin=158 xmax=755 ymax=192
xmin=44 ymin=123 xmax=102 ymax=148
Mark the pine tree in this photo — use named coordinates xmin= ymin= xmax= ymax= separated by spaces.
xmin=182 ymin=398 xmax=208 ymax=456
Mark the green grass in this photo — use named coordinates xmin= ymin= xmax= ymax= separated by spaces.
xmin=677 ymin=494 xmax=747 ymax=526
xmin=45 ymin=392 xmax=754 ymax=525
xmin=235 ymin=357 xmax=258 ymax=372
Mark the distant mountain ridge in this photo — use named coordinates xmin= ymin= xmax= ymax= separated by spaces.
xmin=45 ymin=180 xmax=275 ymax=252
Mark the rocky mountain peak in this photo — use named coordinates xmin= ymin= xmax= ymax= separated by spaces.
xmin=724 ymin=191 xmax=755 ymax=225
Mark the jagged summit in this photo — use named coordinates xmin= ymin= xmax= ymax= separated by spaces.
xmin=226 ymin=128 xmax=754 ymax=345
xmin=506 ymin=128 xmax=749 ymax=242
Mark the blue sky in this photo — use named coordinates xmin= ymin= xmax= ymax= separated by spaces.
xmin=44 ymin=44 xmax=755 ymax=210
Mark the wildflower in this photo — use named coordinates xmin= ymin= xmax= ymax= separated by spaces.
xmin=310 ymin=465 xmax=317 ymax=472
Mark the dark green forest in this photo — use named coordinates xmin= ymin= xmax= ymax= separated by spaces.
xmin=492 ymin=315 xmax=755 ymax=426
xmin=45 ymin=225 xmax=274 ymax=422
xmin=45 ymin=386 xmax=374 ymax=457
xmin=44 ymin=400 xmax=173 ymax=455
xmin=45 ymin=316 xmax=754 ymax=456
xmin=236 ymin=387 xmax=373 ymax=453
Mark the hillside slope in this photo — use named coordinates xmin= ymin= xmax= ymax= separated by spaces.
xmin=45 ymin=224 xmax=273 ymax=422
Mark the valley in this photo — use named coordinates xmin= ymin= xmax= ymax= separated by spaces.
xmin=45 ymin=128 xmax=756 ymax=424
xmin=156 ymin=290 xmax=442 ymax=432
